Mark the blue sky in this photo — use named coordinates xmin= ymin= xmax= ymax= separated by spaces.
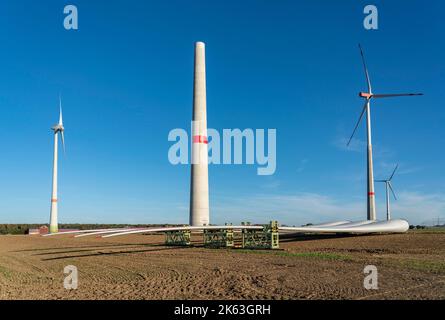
xmin=0 ymin=0 xmax=443 ymax=225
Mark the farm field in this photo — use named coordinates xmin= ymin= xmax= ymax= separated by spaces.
xmin=0 ymin=231 xmax=444 ymax=300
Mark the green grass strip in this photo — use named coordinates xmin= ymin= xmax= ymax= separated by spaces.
xmin=234 ymin=249 xmax=353 ymax=261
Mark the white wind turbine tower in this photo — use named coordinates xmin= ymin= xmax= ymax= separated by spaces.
xmin=190 ymin=42 xmax=210 ymax=226
xmin=49 ymin=96 xmax=65 ymax=233
xmin=347 ymin=44 xmax=422 ymax=221
xmin=376 ymin=165 xmax=398 ymax=221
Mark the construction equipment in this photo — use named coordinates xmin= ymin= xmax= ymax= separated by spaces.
xmin=203 ymin=224 xmax=234 ymax=248
xmin=165 ymin=230 xmax=191 ymax=246
xmin=241 ymin=221 xmax=279 ymax=250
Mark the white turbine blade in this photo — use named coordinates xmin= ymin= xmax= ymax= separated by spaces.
xmin=59 ymin=95 xmax=63 ymax=126
xmin=375 ymin=179 xmax=386 ymax=182
xmin=347 ymin=102 xmax=367 ymax=146
xmin=61 ymin=131 xmax=66 ymax=154
xmin=389 ymin=164 xmax=398 ymax=181
xmin=359 ymin=44 xmax=372 ymax=93
xmin=388 ymin=182 xmax=397 ymax=200
xmin=372 ymin=93 xmax=423 ymax=98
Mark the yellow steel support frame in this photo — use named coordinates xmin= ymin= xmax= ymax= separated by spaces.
xmin=165 ymin=230 xmax=191 ymax=246
xmin=242 ymin=221 xmax=279 ymax=250
xmin=203 ymin=224 xmax=234 ymax=248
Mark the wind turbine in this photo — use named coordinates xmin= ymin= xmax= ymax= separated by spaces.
xmin=347 ymin=44 xmax=422 ymax=221
xmin=376 ymin=165 xmax=398 ymax=221
xmin=49 ymin=96 xmax=65 ymax=233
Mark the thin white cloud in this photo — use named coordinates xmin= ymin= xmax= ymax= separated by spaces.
xmin=332 ymin=136 xmax=394 ymax=159
xmin=211 ymin=191 xmax=445 ymax=226
xmin=333 ymin=136 xmax=365 ymax=153
xmin=377 ymin=161 xmax=423 ymax=177
xmin=392 ymin=191 xmax=445 ymax=225
xmin=212 ymin=192 xmax=364 ymax=226
xmin=260 ymin=180 xmax=281 ymax=189
xmin=296 ymin=158 xmax=309 ymax=173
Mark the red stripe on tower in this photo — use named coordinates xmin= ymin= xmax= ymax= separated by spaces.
xmin=193 ymin=135 xmax=208 ymax=144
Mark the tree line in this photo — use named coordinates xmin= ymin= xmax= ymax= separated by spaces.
xmin=0 ymin=224 xmax=176 ymax=235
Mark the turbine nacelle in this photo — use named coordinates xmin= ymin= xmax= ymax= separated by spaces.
xmin=51 ymin=124 xmax=65 ymax=133
xmin=359 ymin=92 xmax=372 ymax=99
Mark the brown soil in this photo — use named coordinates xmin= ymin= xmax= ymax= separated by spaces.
xmin=0 ymin=231 xmax=443 ymax=300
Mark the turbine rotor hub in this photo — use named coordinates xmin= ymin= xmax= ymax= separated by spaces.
xmin=51 ymin=125 xmax=64 ymax=132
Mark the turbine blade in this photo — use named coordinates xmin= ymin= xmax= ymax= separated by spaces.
xmin=388 ymin=182 xmax=397 ymax=200
xmin=375 ymin=180 xmax=386 ymax=182
xmin=389 ymin=164 xmax=399 ymax=181
xmin=59 ymin=95 xmax=63 ymax=126
xmin=359 ymin=44 xmax=372 ymax=93
xmin=347 ymin=102 xmax=367 ymax=147
xmin=372 ymin=93 xmax=423 ymax=98
xmin=61 ymin=131 xmax=66 ymax=154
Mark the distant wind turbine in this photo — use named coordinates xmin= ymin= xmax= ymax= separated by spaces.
xmin=49 ymin=96 xmax=66 ymax=233
xmin=347 ymin=44 xmax=422 ymax=221
xmin=376 ymin=165 xmax=398 ymax=221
